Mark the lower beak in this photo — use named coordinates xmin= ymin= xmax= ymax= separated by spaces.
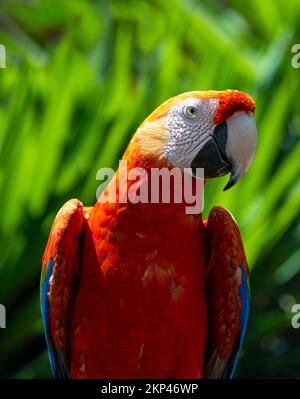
xmin=190 ymin=112 xmax=257 ymax=191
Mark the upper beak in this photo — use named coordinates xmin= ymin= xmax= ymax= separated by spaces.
xmin=190 ymin=111 xmax=257 ymax=191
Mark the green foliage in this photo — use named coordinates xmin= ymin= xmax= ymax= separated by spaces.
xmin=0 ymin=0 xmax=299 ymax=378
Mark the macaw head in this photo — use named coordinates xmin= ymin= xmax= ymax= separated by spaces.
xmin=133 ymin=90 xmax=257 ymax=190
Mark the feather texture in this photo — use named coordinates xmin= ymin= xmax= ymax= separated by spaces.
xmin=204 ymin=206 xmax=250 ymax=378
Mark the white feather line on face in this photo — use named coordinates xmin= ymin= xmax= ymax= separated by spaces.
xmin=164 ymin=98 xmax=218 ymax=169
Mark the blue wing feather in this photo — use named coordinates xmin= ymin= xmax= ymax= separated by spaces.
xmin=40 ymin=259 xmax=68 ymax=378
xmin=223 ymin=263 xmax=250 ymax=378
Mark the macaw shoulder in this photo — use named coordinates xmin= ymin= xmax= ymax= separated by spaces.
xmin=206 ymin=206 xmax=248 ymax=275
xmin=204 ymin=205 xmax=250 ymax=378
xmin=40 ymin=198 xmax=94 ymax=378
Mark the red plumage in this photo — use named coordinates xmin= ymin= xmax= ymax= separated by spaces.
xmin=41 ymin=90 xmax=254 ymax=379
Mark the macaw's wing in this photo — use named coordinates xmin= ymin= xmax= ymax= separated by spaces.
xmin=204 ymin=206 xmax=250 ymax=379
xmin=40 ymin=199 xmax=86 ymax=378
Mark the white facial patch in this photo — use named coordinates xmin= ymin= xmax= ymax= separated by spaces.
xmin=164 ymin=98 xmax=218 ymax=168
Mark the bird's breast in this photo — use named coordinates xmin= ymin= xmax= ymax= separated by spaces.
xmin=71 ymin=201 xmax=208 ymax=378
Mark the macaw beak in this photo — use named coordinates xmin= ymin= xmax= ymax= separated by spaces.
xmin=190 ymin=111 xmax=257 ymax=191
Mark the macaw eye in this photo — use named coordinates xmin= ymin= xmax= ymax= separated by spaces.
xmin=184 ymin=105 xmax=198 ymax=119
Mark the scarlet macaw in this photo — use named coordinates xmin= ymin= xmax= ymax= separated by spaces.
xmin=40 ymin=90 xmax=257 ymax=379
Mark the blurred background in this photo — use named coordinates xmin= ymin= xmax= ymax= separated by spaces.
xmin=0 ymin=0 xmax=300 ymax=378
